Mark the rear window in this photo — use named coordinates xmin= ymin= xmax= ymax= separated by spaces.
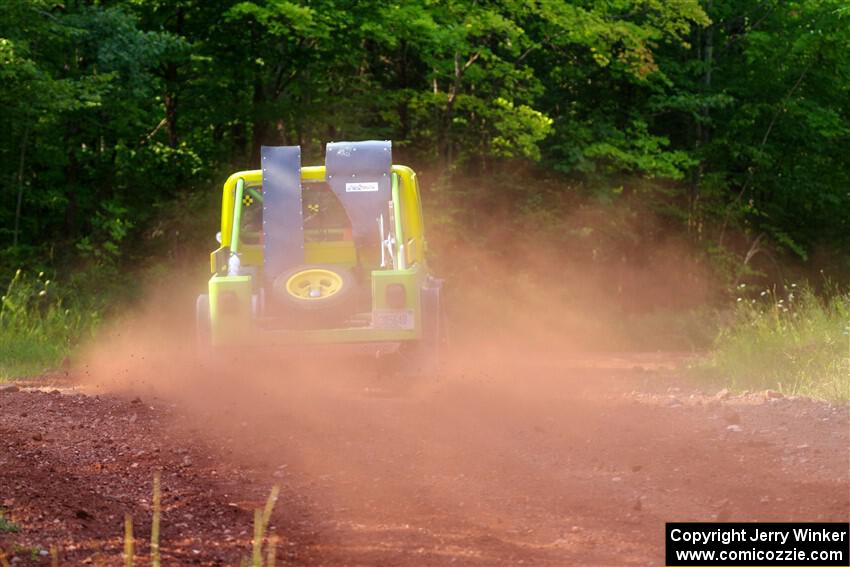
xmin=302 ymin=182 xmax=351 ymax=235
xmin=238 ymin=182 xmax=352 ymax=244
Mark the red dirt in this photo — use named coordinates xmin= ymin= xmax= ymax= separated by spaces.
xmin=1 ymin=354 xmax=847 ymax=566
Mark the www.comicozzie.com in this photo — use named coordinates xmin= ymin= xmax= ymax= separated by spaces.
xmin=665 ymin=522 xmax=850 ymax=566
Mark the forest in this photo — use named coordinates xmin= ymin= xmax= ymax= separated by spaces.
xmin=2 ymin=0 xmax=850 ymax=394
xmin=4 ymin=0 xmax=850 ymax=274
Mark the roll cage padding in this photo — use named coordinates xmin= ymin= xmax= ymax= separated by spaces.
xmin=325 ymin=140 xmax=392 ymax=246
xmin=261 ymin=145 xmax=304 ymax=284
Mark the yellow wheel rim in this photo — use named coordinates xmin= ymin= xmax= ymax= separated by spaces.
xmin=284 ymin=269 xmax=344 ymax=300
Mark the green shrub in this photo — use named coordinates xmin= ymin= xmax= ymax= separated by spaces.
xmin=0 ymin=270 xmax=100 ymax=381
xmin=697 ymin=284 xmax=849 ymax=402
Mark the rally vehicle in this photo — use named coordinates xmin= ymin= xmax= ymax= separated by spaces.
xmin=196 ymin=141 xmax=445 ymax=373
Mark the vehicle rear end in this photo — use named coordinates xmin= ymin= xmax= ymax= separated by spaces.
xmin=197 ymin=141 xmax=445 ymax=374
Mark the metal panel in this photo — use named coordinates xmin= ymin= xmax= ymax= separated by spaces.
xmin=261 ymin=145 xmax=304 ymax=283
xmin=325 ymin=140 xmax=392 ymax=245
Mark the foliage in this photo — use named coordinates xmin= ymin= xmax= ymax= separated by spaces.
xmin=657 ymin=0 xmax=850 ymax=263
xmin=4 ymin=0 xmax=849 ymax=284
xmin=0 ymin=270 xmax=100 ymax=380
xmin=696 ymin=284 xmax=850 ymax=402
xmin=0 ymin=0 xmax=711 ymax=269
xmin=0 ymin=0 xmax=189 ymax=272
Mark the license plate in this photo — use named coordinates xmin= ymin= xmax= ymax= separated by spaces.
xmin=373 ymin=309 xmax=414 ymax=330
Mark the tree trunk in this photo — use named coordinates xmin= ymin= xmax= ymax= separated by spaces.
xmin=12 ymin=127 xmax=30 ymax=247
xmin=397 ymin=40 xmax=410 ymax=144
xmin=164 ymin=71 xmax=179 ymax=148
xmin=163 ymin=6 xmax=184 ymax=148
xmin=65 ymin=144 xmax=79 ymax=240
xmin=691 ymin=4 xmax=713 ymax=238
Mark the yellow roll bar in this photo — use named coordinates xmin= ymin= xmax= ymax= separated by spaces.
xmin=217 ymin=164 xmax=426 ymax=266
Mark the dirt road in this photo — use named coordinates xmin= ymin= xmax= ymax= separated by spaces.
xmin=0 ymin=354 xmax=847 ymax=565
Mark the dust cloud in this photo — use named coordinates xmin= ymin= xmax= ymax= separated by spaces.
xmin=66 ymin=207 xmax=850 ymax=565
xmin=72 ymin=209 xmax=712 ymax=529
xmin=77 ymin=197 xmax=712 ymax=398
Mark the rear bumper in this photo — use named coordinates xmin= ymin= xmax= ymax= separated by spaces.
xmin=206 ymin=265 xmax=439 ymax=348
xmin=249 ymin=325 xmax=417 ymax=346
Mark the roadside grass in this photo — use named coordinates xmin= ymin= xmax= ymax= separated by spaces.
xmin=694 ymin=285 xmax=850 ymax=403
xmin=0 ymin=270 xmax=99 ymax=382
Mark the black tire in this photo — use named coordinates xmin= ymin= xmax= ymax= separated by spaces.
xmin=271 ymin=264 xmax=356 ymax=313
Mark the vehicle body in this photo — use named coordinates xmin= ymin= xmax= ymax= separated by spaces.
xmin=197 ymin=141 xmax=444 ymax=373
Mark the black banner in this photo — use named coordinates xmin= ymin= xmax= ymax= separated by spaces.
xmin=666 ymin=523 xmax=849 ymax=566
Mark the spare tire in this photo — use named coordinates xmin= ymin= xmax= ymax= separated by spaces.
xmin=271 ymin=264 xmax=356 ymax=313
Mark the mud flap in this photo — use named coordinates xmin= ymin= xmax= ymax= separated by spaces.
xmin=397 ymin=276 xmax=445 ymax=377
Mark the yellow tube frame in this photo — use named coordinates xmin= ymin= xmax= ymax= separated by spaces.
xmin=214 ymin=165 xmax=426 ymax=271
